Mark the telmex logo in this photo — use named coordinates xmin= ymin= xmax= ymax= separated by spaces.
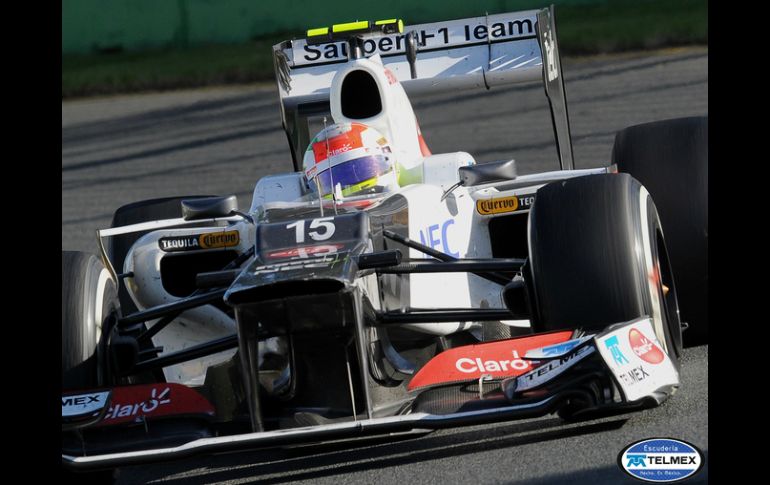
xmin=62 ymin=394 xmax=101 ymax=407
xmin=618 ymin=438 xmax=704 ymax=482
xmin=604 ymin=335 xmax=630 ymax=366
xmin=628 ymin=328 xmax=665 ymax=364
xmin=61 ymin=390 xmax=110 ymax=417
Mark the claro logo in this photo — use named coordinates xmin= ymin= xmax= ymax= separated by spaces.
xmin=628 ymin=328 xmax=665 ymax=364
xmin=456 ymin=351 xmax=531 ymax=373
xmin=103 ymin=387 xmax=171 ymax=421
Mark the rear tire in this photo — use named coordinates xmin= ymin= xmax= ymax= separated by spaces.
xmin=612 ymin=117 xmax=707 ymax=346
xmin=527 ymin=174 xmax=682 ymax=361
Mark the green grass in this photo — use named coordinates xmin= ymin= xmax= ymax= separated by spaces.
xmin=62 ymin=1 xmax=707 ymax=99
xmin=556 ymin=0 xmax=708 ymax=55
xmin=62 ymin=36 xmax=284 ymax=98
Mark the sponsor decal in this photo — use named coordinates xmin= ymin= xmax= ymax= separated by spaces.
xmin=543 ymin=30 xmax=558 ymax=82
xmin=629 ymin=328 xmax=665 ymax=364
xmin=511 ymin=344 xmax=595 ymax=393
xmin=408 ymin=331 xmax=573 ymax=391
xmin=604 ymin=335 xmax=629 ymax=365
xmin=103 ymin=387 xmax=171 ymax=421
xmin=265 ymin=243 xmax=344 ymax=260
xmin=159 ymin=230 xmax=240 ymax=252
xmin=594 ymin=318 xmax=679 ymax=402
xmin=62 ymin=391 xmax=111 ymax=418
xmin=416 ymin=121 xmax=432 ymax=157
xmin=384 ymin=68 xmax=399 ymax=85
xmin=455 ymin=352 xmax=530 ymax=373
xmin=476 ymin=194 xmax=535 ymax=215
xmin=418 ymin=218 xmax=459 ymax=258
xmin=159 ymin=235 xmax=200 ymax=252
xmin=294 ymin=14 xmax=537 ymax=66
xmin=617 ymin=365 xmax=650 ymax=387
xmin=97 ymin=383 xmax=214 ymax=426
xmin=254 ymin=258 xmax=334 ymax=275
xmin=524 ymin=335 xmax=593 ymax=359
xmin=618 ymin=438 xmax=704 ymax=482
xmin=200 ymin=230 xmax=240 ymax=249
xmin=312 ymin=124 xmax=367 ymax=163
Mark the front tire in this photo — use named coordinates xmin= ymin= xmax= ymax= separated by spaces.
xmin=62 ymin=251 xmax=119 ymax=390
xmin=612 ymin=117 xmax=707 ymax=346
xmin=527 ymin=174 xmax=682 ymax=361
xmin=62 ymin=251 xmax=120 ymax=484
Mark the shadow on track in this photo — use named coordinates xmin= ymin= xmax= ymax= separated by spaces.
xmin=119 ymin=416 xmax=629 ymax=484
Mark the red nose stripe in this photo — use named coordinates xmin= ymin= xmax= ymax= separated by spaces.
xmin=416 ymin=120 xmax=431 ymax=157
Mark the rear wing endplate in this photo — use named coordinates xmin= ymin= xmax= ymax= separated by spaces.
xmin=273 ymin=5 xmax=574 ymax=171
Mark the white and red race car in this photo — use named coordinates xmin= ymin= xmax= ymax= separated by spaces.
xmin=62 ymin=7 xmax=707 ymax=477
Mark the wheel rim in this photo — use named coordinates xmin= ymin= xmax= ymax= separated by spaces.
xmin=655 ymin=230 xmax=683 ymax=359
xmin=639 ymin=187 xmax=681 ymax=363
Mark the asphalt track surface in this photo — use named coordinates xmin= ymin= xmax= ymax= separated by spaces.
xmin=62 ymin=47 xmax=708 ymax=484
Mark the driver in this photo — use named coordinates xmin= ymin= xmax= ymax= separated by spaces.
xmin=303 ymin=122 xmax=399 ymax=199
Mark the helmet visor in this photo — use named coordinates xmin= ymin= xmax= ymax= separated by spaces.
xmin=316 ymin=155 xmax=393 ymax=197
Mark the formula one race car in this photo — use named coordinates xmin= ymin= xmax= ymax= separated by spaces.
xmin=62 ymin=6 xmax=708 ymax=478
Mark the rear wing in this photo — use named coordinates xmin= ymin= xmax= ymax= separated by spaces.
xmin=272 ymin=5 xmax=574 ymax=172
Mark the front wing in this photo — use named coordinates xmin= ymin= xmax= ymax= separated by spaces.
xmin=62 ymin=317 xmax=678 ymax=470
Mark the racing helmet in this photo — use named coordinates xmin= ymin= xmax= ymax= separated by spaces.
xmin=303 ymin=122 xmax=398 ymax=199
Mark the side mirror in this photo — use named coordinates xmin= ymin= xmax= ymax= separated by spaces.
xmin=458 ymin=159 xmax=517 ymax=186
xmin=181 ymin=195 xmax=238 ymax=221
xmin=442 ymin=159 xmax=518 ymax=201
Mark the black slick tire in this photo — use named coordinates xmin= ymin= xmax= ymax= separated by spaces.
xmin=62 ymin=251 xmax=119 ymax=390
xmin=527 ymin=174 xmax=683 ymax=361
xmin=612 ymin=117 xmax=707 ymax=346
xmin=61 ymin=251 xmax=120 ymax=484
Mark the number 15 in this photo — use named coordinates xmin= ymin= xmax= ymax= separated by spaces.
xmin=286 ymin=218 xmax=336 ymax=243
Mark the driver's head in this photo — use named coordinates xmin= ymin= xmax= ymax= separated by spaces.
xmin=303 ymin=122 xmax=398 ymax=199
